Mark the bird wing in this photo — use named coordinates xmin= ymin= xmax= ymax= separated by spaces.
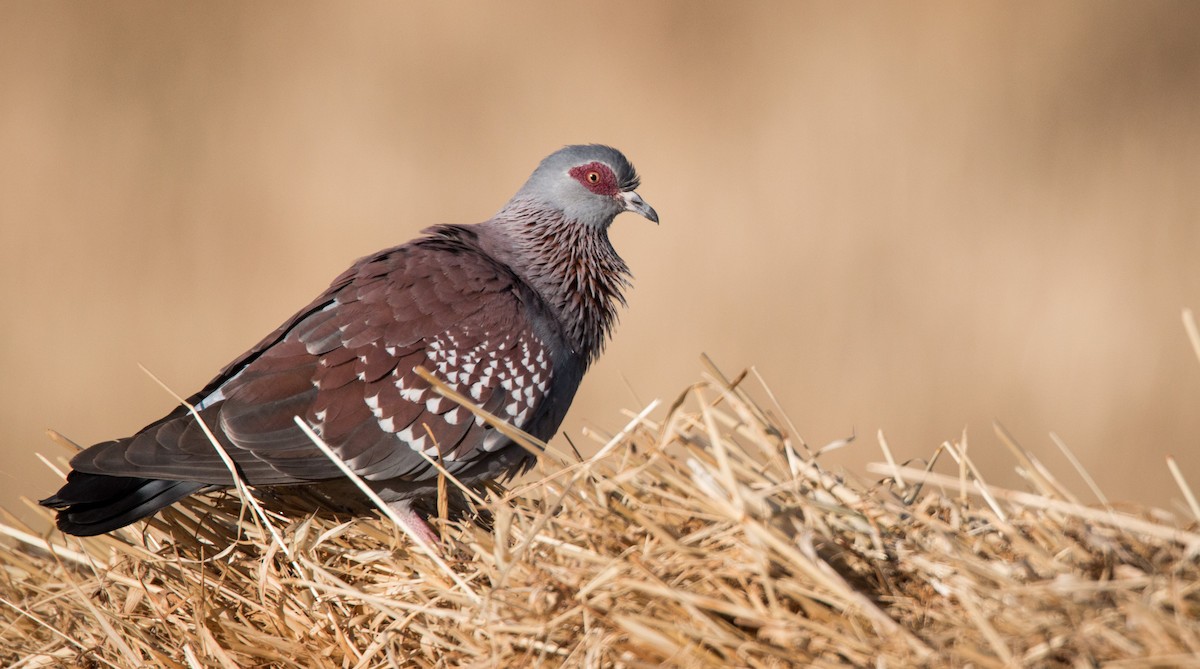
xmin=70 ymin=229 xmax=556 ymax=486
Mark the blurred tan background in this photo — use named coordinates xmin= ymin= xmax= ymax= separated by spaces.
xmin=3 ymin=2 xmax=1199 ymax=526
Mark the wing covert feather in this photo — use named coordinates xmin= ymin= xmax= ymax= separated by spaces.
xmin=70 ymin=232 xmax=560 ymax=488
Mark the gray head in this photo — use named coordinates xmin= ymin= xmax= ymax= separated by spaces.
xmin=509 ymin=144 xmax=658 ymax=228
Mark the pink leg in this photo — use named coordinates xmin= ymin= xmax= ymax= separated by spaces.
xmin=387 ymin=499 xmax=440 ymax=548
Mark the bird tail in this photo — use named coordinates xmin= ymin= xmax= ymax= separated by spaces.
xmin=39 ymin=472 xmax=208 ymax=536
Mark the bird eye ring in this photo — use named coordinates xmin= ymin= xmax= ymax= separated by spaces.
xmin=586 ymin=171 xmax=600 ymax=184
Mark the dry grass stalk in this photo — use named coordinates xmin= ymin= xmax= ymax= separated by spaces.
xmin=2 ymin=368 xmax=1199 ymax=667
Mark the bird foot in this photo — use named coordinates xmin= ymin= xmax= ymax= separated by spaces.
xmin=386 ymin=500 xmax=441 ymax=550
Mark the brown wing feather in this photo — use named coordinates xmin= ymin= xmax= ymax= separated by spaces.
xmin=69 ymin=228 xmax=558 ymax=488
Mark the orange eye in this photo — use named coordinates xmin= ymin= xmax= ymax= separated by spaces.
xmin=586 ymin=171 xmax=600 ymax=184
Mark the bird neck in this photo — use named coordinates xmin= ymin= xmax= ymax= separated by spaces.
xmin=488 ymin=201 xmax=632 ymax=365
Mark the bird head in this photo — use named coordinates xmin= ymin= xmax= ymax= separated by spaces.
xmin=514 ymin=144 xmax=658 ymax=228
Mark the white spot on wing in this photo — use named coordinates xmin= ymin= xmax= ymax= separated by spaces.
xmin=365 ymin=393 xmax=384 ymax=418
xmin=397 ymin=426 xmax=426 ymax=452
xmin=397 ymin=380 xmax=425 ymax=403
xmin=425 ymin=396 xmax=447 ymax=414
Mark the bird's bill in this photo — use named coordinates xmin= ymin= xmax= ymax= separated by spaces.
xmin=620 ymin=191 xmax=659 ymax=224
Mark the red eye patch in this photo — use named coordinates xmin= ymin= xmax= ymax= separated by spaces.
xmin=569 ymin=162 xmax=619 ymax=196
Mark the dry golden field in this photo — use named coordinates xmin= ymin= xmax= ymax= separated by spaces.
xmin=2 ymin=1 xmax=1200 ymax=536
xmin=3 ymin=368 xmax=1198 ymax=666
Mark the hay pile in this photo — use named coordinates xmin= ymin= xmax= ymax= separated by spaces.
xmin=3 ymin=363 xmax=1199 ymax=667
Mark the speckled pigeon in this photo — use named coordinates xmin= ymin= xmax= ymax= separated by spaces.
xmin=41 ymin=144 xmax=657 ymax=541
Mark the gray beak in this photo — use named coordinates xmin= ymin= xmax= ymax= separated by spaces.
xmin=620 ymin=191 xmax=659 ymax=224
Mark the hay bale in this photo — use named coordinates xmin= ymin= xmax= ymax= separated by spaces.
xmin=3 ymin=368 xmax=1199 ymax=667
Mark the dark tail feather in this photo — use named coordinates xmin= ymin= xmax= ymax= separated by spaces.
xmin=40 ymin=472 xmax=208 ymax=536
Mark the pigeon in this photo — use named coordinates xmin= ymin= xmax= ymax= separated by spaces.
xmin=40 ymin=144 xmax=657 ymax=543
